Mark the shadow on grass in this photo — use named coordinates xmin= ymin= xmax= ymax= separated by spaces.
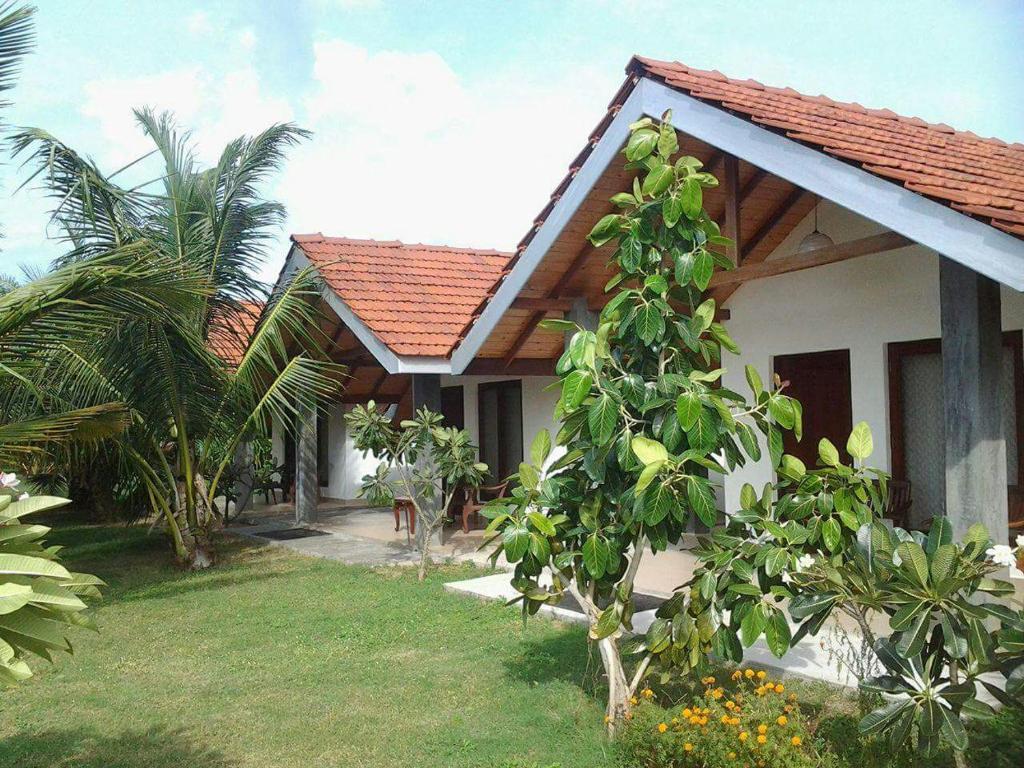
xmin=3 ymin=725 xmax=236 ymax=768
xmin=502 ymin=627 xmax=612 ymax=705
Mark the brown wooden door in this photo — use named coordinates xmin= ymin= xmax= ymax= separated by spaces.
xmin=772 ymin=349 xmax=853 ymax=468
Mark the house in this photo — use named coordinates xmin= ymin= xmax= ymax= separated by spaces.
xmin=270 ymin=56 xmax=1024 ymax=551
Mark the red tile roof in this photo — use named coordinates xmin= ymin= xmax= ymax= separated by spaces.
xmin=292 ymin=234 xmax=513 ymax=357
xmin=209 ymin=301 xmax=262 ymax=368
xmin=448 ymin=56 xmax=1024 ymax=353
xmin=634 ymin=56 xmax=1024 ymax=238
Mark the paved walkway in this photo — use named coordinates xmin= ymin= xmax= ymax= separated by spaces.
xmin=230 ymin=519 xmax=422 ymax=567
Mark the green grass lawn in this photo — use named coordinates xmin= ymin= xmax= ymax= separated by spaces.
xmin=4 ymin=523 xmax=1022 ymax=768
xmin=2 ymin=523 xmax=610 ymax=768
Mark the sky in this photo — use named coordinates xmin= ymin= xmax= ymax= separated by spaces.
xmin=1 ymin=0 xmax=1022 ymax=283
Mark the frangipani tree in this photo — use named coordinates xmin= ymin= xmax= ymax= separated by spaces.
xmin=486 ymin=112 xmax=798 ymax=731
xmin=345 ymin=403 xmax=487 ymax=581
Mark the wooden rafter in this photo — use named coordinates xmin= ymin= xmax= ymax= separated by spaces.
xmin=741 ymin=187 xmax=807 ymax=261
xmin=511 ymin=297 xmax=578 ymax=312
xmin=722 ymin=155 xmax=741 ymax=265
xmin=709 ymin=231 xmax=913 ymax=288
xmin=502 ymin=243 xmax=601 ymax=367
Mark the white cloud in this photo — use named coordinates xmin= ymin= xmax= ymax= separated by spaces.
xmin=186 ymin=10 xmax=212 ymax=36
xmin=79 ymin=65 xmax=294 ymax=168
xmin=278 ymin=39 xmax=611 ymax=268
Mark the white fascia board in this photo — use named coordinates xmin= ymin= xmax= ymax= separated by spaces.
xmin=643 ymin=79 xmax=1024 ymax=291
xmin=449 ymin=84 xmax=649 ymax=373
xmin=286 ymin=246 xmax=451 ymax=375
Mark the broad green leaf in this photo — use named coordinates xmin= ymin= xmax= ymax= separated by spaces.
xmin=765 ymin=548 xmax=789 ymax=577
xmin=588 ymin=213 xmax=623 ymax=246
xmin=846 ymin=421 xmax=874 ymax=460
xmin=635 ymin=461 xmax=661 ymax=493
xmin=625 ymin=128 xmax=658 ymax=162
xmin=687 ymin=476 xmax=717 ymax=527
xmin=642 ymin=163 xmax=674 ymax=196
xmin=631 ymin=436 xmax=667 ymax=466
xmin=502 ymin=525 xmax=530 ymax=563
xmin=822 ymin=517 xmax=842 ymax=553
xmin=635 ymin=304 xmax=664 ymax=345
xmin=818 ymin=438 xmax=840 ymax=467
xmin=644 ymin=484 xmax=674 ymax=525
xmin=0 ymin=583 xmax=32 ymax=616
xmin=560 ymin=370 xmax=593 ymax=409
xmin=530 ymin=430 xmax=551 ymax=467
xmin=675 ymin=390 xmax=701 ymax=431
xmin=582 ymin=534 xmax=610 ymax=579
xmin=859 ymin=700 xmax=915 ymax=736
xmin=764 ymin=609 xmax=792 ymax=657
xmin=744 ymin=364 xmax=763 ymax=396
xmin=895 ymin=541 xmax=930 ymax=588
xmin=692 ymin=250 xmax=713 ymax=290
xmin=740 ymin=605 xmax=766 ymax=646
xmin=0 ymin=554 xmax=71 ymax=580
xmin=518 ymin=462 xmax=539 ymax=490
xmin=526 ymin=511 xmax=556 ymax=537
xmin=587 ymin=394 xmax=618 ymax=445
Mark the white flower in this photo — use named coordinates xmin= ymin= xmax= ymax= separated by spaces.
xmin=797 ymin=554 xmax=815 ymax=571
xmin=0 ymin=472 xmax=18 ymax=489
xmin=781 ymin=571 xmax=792 ymax=584
xmin=17 ymin=493 xmax=28 ymax=501
xmin=986 ymin=544 xmax=1017 ymax=568
xmin=1016 ymin=534 xmax=1024 ymax=550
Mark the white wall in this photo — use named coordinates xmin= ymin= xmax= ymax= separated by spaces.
xmin=441 ymin=374 xmax=562 ymax=471
xmin=719 ymin=201 xmax=1024 ymax=512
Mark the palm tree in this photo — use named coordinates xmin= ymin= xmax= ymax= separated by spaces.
xmin=4 ymin=112 xmax=343 ymax=567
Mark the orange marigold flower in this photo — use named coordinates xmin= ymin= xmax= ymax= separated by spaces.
xmin=784 ymin=705 xmax=793 ymax=713
xmin=791 ymin=736 xmax=802 ymax=746
xmin=731 ymin=717 xmax=741 ymax=726
xmin=690 ymin=716 xmax=701 ymax=726
xmin=775 ymin=684 xmax=785 ymax=693
xmin=722 ymin=715 xmax=732 ymax=724
xmin=624 ymin=712 xmax=633 ymax=721
xmin=755 ymin=686 xmax=766 ymax=696
xmin=756 ymin=670 xmax=767 ymax=680
xmin=739 ymin=731 xmax=749 ymax=742
xmin=657 ymin=723 xmax=668 ymax=734
xmin=728 ymin=752 xmax=736 ymax=760
xmin=684 ymin=743 xmax=694 ymax=752
xmin=642 ymin=688 xmax=654 ymax=698
xmin=725 ymin=700 xmax=735 ymax=710
xmin=789 ymin=693 xmax=798 ymax=702
xmin=744 ymin=669 xmax=755 ymax=679
xmin=757 ymin=724 xmax=768 ymax=735
xmin=757 ymin=734 xmax=767 ymax=745
xmin=683 ymin=708 xmax=692 ymax=718
xmin=712 ymin=689 xmax=724 ymax=699
xmin=777 ymin=715 xmax=788 ymax=726
xmin=732 ymin=670 xmax=742 ymax=680
xmin=630 ymin=696 xmax=638 ymax=705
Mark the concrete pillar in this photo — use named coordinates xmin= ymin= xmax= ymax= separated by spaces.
xmin=411 ymin=373 xmax=441 ymax=414
xmin=940 ymin=257 xmax=1007 ymax=543
xmin=294 ymin=397 xmax=318 ymax=525
xmin=233 ymin=441 xmax=255 ymax=517
xmin=564 ymin=297 xmax=598 ymax=347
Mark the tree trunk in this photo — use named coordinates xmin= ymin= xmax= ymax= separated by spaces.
xmin=598 ymin=635 xmax=631 ymax=737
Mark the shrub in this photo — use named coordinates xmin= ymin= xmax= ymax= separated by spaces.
xmin=616 ymin=669 xmax=833 ymax=768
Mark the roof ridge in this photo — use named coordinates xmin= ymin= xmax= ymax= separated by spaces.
xmin=292 ymin=232 xmax=512 ymax=256
xmin=631 ymin=54 xmax=1022 ymax=151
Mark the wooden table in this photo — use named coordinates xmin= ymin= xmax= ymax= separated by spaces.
xmin=393 ymin=498 xmax=416 ymax=535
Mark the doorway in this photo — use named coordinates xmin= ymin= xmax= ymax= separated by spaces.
xmin=477 ymin=380 xmax=523 ymax=484
xmin=888 ymin=333 xmax=1023 ymax=527
xmin=772 ymin=349 xmax=853 ymax=469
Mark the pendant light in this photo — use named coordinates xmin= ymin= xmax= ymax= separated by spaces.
xmin=796 ymin=198 xmax=834 ymax=253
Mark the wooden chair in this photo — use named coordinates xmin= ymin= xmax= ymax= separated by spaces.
xmin=885 ymin=480 xmax=913 ymax=530
xmin=460 ymin=481 xmax=509 ymax=534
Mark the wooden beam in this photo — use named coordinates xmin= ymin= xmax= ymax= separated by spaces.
xmin=464 ymin=357 xmax=559 ymax=376
xmin=709 ymin=231 xmax=913 ymax=287
xmin=741 ymin=187 xmax=806 ymax=261
xmin=363 ymin=368 xmax=388 ymax=400
xmin=511 ymin=296 xmax=577 ymax=312
xmin=341 ymin=393 xmax=402 ymax=405
xmin=723 ymin=155 xmax=741 ymax=265
xmin=502 ymin=243 xmax=602 ymax=367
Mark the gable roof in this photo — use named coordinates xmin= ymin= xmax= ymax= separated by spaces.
xmin=449 ymin=56 xmax=1024 ymax=372
xmin=209 ymin=301 xmax=262 ymax=368
xmin=632 ymin=56 xmax=1024 ymax=238
xmin=291 ymin=234 xmax=512 ymax=357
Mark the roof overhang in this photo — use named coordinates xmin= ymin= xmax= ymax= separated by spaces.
xmin=450 ymin=76 xmax=1024 ymax=373
xmin=283 ymin=245 xmax=452 ymax=375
